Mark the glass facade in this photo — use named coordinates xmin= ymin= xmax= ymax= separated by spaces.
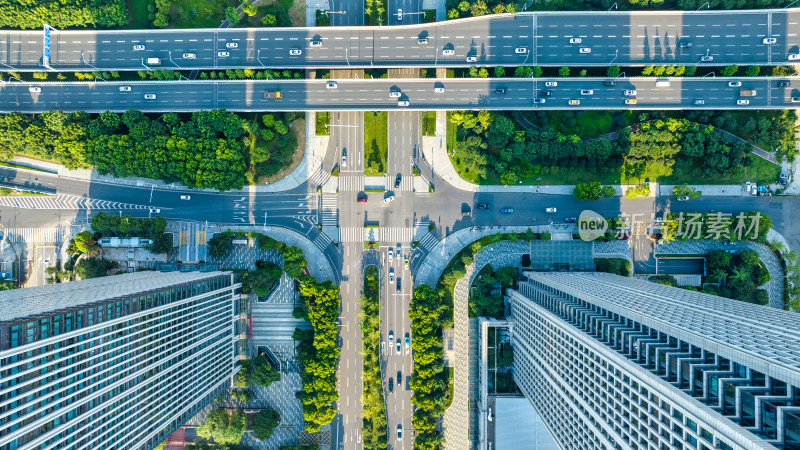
xmin=0 ymin=272 xmax=239 ymax=450
xmin=509 ymin=272 xmax=800 ymax=450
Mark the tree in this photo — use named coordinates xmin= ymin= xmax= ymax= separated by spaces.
xmin=707 ymin=250 xmax=731 ymax=272
xmin=494 ymin=66 xmax=505 ymax=78
xmin=573 ymin=182 xmax=602 ymax=200
xmin=253 ymin=410 xmax=281 ymax=440
xmin=625 ymin=184 xmax=651 ymax=199
xmin=241 ymin=2 xmax=257 ymax=16
xmin=745 ymin=66 xmax=760 ymax=77
xmin=606 ymin=65 xmax=621 ymax=78
xmin=721 ymin=65 xmax=739 ymax=77
xmin=208 ymin=233 xmax=232 ymax=258
xmin=261 ymin=14 xmax=277 ymax=26
xmin=197 ymin=409 xmax=246 ymax=445
xmin=559 ymin=66 xmax=570 ymax=77
xmin=72 ymin=230 xmax=97 ymax=254
xmin=601 ymin=185 xmax=616 ymax=199
xmin=244 ymin=261 xmax=282 ymax=297
xmin=74 ymin=258 xmax=115 ymax=279
xmin=673 ymin=184 xmax=700 ymax=199
xmin=225 ymin=6 xmax=241 ymax=25
xmin=251 ymin=355 xmax=281 ymax=386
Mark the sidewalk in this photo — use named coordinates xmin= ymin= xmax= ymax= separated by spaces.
xmin=11 ymin=112 xmax=328 ymax=194
xmin=658 ymin=184 xmax=747 ymax=197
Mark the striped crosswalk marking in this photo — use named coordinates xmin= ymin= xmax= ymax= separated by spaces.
xmin=384 ymin=175 xmax=414 ymax=192
xmin=313 ymin=232 xmax=334 ymax=252
xmin=321 ymin=193 xmax=339 ymax=227
xmin=308 ymin=166 xmax=330 ymax=188
xmin=341 ymin=227 xmax=364 ymax=243
xmin=0 ymin=194 xmax=149 ymax=210
xmin=2 ymin=227 xmax=68 ymax=243
xmin=339 ymin=176 xmax=365 ymax=192
xmin=418 ymin=232 xmax=439 ymax=251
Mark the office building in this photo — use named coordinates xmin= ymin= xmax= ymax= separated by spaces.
xmin=0 ymin=271 xmax=241 ymax=450
xmin=507 ymin=272 xmax=800 ymax=450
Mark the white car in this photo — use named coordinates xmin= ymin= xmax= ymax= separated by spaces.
xmin=226 ymin=42 xmax=238 ymax=48
xmin=792 ymin=97 xmax=800 ymax=102
xmin=149 ymin=208 xmax=161 ymax=213
xmin=389 ymin=268 xmax=395 ymax=284
xmin=569 ymin=37 xmax=582 ymax=44
xmin=28 ymin=87 xmax=41 ymax=93
xmin=580 ymin=89 xmax=593 ymax=95
xmin=385 ymin=195 xmax=396 ymax=203
xmin=389 ymin=91 xmax=402 ymax=98
xmin=144 ymin=94 xmax=156 ymax=100
xmin=737 ymin=99 xmax=750 ymax=105
xmin=341 ymin=155 xmax=346 ymax=168
xmin=789 ymin=53 xmax=800 ymax=61
xmin=396 ymin=8 xmax=403 ymax=20
xmin=466 ymin=55 xmax=477 ymax=62
xmin=182 ymin=53 xmax=196 ymax=59
xmin=623 ymin=90 xmax=637 ymax=96
xmin=289 ymin=48 xmax=302 ymax=56
xmin=579 ymin=47 xmax=591 ymax=54
xmin=310 ymin=40 xmax=323 ymax=47
xmin=397 ymin=425 xmax=402 ymax=441
xmin=515 ymin=47 xmax=528 ymax=54
xmin=389 ymin=331 xmax=394 ymax=346
xmin=326 ymin=81 xmax=338 ymax=89
xmin=418 ymin=37 xmax=428 ymax=45
xmin=728 ymin=81 xmax=742 ymax=87
xmin=763 ymin=37 xmax=777 ymax=44
xmin=533 ymin=98 xmax=545 ymax=104
xmin=119 ymin=86 xmax=131 ymax=92
xmin=545 ymin=207 xmax=557 ymax=213
xmin=180 ymin=195 xmax=191 ymax=200
xmin=442 ymin=49 xmax=455 ymax=56
xmin=434 ymin=87 xmax=445 ymax=93
xmin=217 ymin=51 xmax=230 ymax=57
xmin=133 ymin=45 xmax=145 ymax=51
xmin=545 ymin=81 xmax=557 ymax=87
xmin=397 ymin=100 xmax=409 ymax=107
xmin=388 ymin=248 xmax=393 ymax=261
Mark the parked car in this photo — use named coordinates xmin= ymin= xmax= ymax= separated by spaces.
xmin=396 ymin=8 xmax=403 ymax=20
xmin=546 ymin=207 xmax=557 ymax=213
xmin=788 ymin=53 xmax=800 ymax=61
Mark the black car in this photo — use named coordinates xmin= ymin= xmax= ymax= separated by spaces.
xmin=679 ymin=41 xmax=692 ymax=48
xmin=389 ymin=377 xmax=394 ymax=392
xmin=394 ymin=174 xmax=402 ymax=188
xmin=603 ymin=80 xmax=615 ymax=86
xmin=495 ymin=88 xmax=506 ymax=94
xmin=539 ymin=90 xmax=552 ymax=97
xmin=778 ymin=80 xmax=791 ymax=87
xmin=396 ymin=278 xmax=401 ymax=292
xmin=477 ymin=203 xmax=489 ymax=209
xmin=397 ymin=371 xmax=403 ymax=386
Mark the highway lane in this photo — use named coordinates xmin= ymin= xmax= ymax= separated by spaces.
xmin=4 ymin=10 xmax=800 ymax=70
xmin=2 ymin=77 xmax=799 ymax=112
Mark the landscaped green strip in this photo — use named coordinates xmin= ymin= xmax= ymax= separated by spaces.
xmin=422 ymin=111 xmax=436 ymax=137
xmin=364 ymin=111 xmax=388 ymax=176
xmin=361 ymin=266 xmax=388 ymax=450
xmin=316 ymin=112 xmax=330 ymax=135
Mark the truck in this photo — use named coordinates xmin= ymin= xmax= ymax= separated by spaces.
xmin=263 ymin=91 xmax=282 ymax=100
xmin=145 ymin=57 xmax=161 ymax=65
xmin=740 ymin=89 xmax=757 ymax=97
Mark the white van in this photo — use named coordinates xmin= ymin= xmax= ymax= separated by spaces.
xmin=655 ymin=80 xmax=670 ymax=87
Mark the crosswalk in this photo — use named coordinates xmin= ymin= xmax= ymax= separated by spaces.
xmin=320 ymin=193 xmax=339 ymax=227
xmin=2 ymin=227 xmax=68 ymax=243
xmin=313 ymin=232 xmax=334 ymax=252
xmin=384 ymin=175 xmax=414 ymax=192
xmin=340 ymin=227 xmax=415 ymax=243
xmin=0 ymin=194 xmax=149 ymax=210
xmin=308 ymin=166 xmax=330 ymax=188
xmin=418 ymin=231 xmax=439 ymax=251
xmin=339 ymin=176 xmax=364 ymax=192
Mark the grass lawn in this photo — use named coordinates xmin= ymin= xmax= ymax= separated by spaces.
xmin=316 ymin=112 xmax=330 ymax=136
xmin=125 ymin=0 xmax=152 ymax=29
xmin=422 ymin=111 xmax=436 ymax=137
xmin=169 ymin=0 xmax=238 ymax=28
xmin=364 ymin=111 xmax=387 ymax=176
xmin=423 ymin=9 xmax=436 ymax=23
xmin=444 ymin=366 xmax=454 ymax=409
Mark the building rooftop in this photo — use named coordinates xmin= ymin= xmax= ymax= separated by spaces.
xmin=0 ymin=270 xmax=228 ymax=323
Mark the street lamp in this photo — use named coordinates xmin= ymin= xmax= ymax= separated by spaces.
xmin=257 ymin=49 xmax=266 ymax=68
xmin=610 ymin=48 xmax=619 ymax=64
xmin=80 ymin=51 xmax=102 ymax=73
xmin=608 ymin=2 xmax=618 ymax=10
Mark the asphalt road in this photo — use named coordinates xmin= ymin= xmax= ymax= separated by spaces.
xmin=4 ymin=10 xmax=800 ymax=71
xmin=4 ymin=76 xmax=800 ymax=112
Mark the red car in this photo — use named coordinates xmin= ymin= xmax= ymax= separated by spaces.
xmin=357 ymin=197 xmax=367 ymax=203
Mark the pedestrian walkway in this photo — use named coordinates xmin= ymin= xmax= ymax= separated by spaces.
xmin=0 ymin=194 xmax=149 ymax=210
xmin=417 ymin=231 xmax=439 ymax=251
xmin=320 ymin=193 xmax=339 ymax=227
xmin=658 ymin=184 xmax=746 ymax=197
xmin=339 ymin=176 xmax=365 ymax=192
xmin=340 ymin=227 xmax=414 ymax=243
xmin=313 ymin=232 xmax=334 ymax=252
xmin=174 ymin=222 xmax=208 ymax=262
